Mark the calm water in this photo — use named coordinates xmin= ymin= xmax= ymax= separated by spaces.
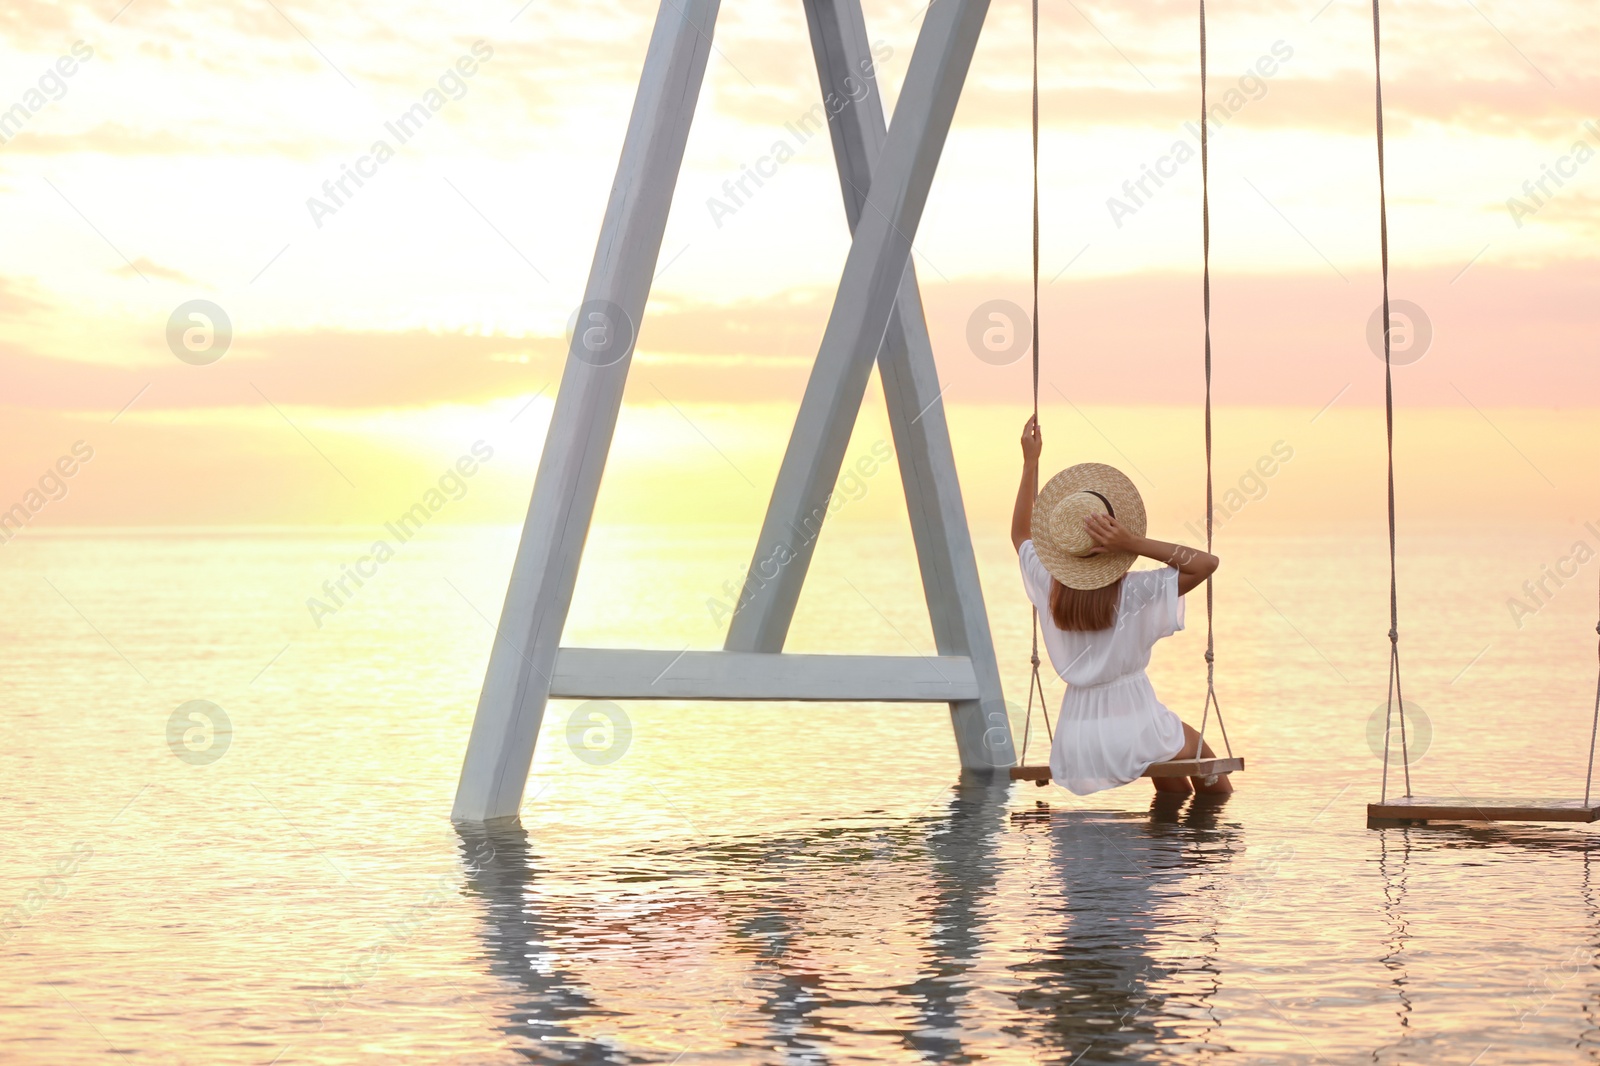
xmin=5 ymin=522 xmax=1600 ymax=1064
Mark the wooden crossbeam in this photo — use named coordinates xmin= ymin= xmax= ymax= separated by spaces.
xmin=549 ymin=649 xmax=981 ymax=702
xmin=1008 ymin=757 xmax=1245 ymax=785
xmin=1367 ymin=797 xmax=1600 ymax=827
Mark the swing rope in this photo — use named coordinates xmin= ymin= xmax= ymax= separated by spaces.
xmin=1196 ymin=0 xmax=1232 ymax=763
xmin=1365 ymin=0 xmax=1596 ymax=813
xmin=1585 ymin=569 xmax=1600 ymax=805
xmin=1020 ymin=0 xmax=1234 ymax=771
xmin=1020 ymin=0 xmax=1052 ymax=767
xmin=1372 ymin=0 xmax=1412 ymax=804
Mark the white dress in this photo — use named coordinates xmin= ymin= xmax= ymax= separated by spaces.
xmin=1018 ymin=540 xmax=1188 ymax=795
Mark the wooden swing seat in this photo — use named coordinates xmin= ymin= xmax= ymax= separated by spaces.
xmin=1367 ymin=797 xmax=1600 ymax=827
xmin=1009 ymin=757 xmax=1244 ymax=786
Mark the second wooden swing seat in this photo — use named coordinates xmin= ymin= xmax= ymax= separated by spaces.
xmin=1007 ymin=1 xmax=1243 ymax=792
xmin=1366 ymin=797 xmax=1600 ymax=827
xmin=1359 ymin=0 xmax=1600 ymax=829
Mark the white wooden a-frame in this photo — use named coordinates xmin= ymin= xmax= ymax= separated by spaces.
xmin=453 ymin=0 xmax=1013 ymax=823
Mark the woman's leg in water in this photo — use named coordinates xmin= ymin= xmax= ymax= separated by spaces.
xmin=1172 ymin=721 xmax=1234 ymax=795
xmin=1151 ymin=772 xmax=1193 ymax=795
xmin=1150 ymin=723 xmax=1236 ymax=796
xmin=1151 ymin=722 xmax=1194 ymax=795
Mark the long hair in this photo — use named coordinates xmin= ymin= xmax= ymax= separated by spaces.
xmin=1049 ymin=575 xmax=1123 ymax=632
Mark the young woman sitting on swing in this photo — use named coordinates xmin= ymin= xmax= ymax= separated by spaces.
xmin=1012 ymin=415 xmax=1233 ymax=797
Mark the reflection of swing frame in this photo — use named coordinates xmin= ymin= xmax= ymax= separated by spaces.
xmin=458 ymin=780 xmax=1021 ymax=1058
xmin=1364 ymin=0 xmax=1600 ymax=829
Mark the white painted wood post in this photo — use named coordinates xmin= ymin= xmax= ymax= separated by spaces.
xmin=727 ymin=0 xmax=1012 ymax=769
xmin=808 ymin=0 xmax=1013 ymax=771
xmin=452 ymin=0 xmax=723 ymax=823
xmin=723 ymin=0 xmax=988 ymax=653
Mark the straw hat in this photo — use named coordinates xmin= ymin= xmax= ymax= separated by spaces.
xmin=1031 ymin=463 xmax=1147 ymax=590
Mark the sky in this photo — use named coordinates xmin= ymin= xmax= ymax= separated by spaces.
xmin=0 ymin=0 xmax=1596 ymax=531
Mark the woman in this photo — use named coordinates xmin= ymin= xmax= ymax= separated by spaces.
xmin=1012 ymin=415 xmax=1232 ymax=797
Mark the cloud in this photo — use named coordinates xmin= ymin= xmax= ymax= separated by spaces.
xmin=555 ymin=263 xmax=1600 ymax=411
xmin=0 ymin=277 xmax=50 ymax=318
xmin=1511 ymin=192 xmax=1600 ymax=238
xmin=703 ymin=3 xmax=1597 ymax=140
xmin=0 ymin=329 xmax=564 ymax=414
xmin=0 ymin=121 xmax=335 ymax=158
xmin=2 ymin=0 xmax=1588 ymax=168
xmin=110 ymin=257 xmax=196 ymax=283
xmin=943 ymin=78 xmax=1600 ymax=139
xmin=4 ymin=124 xmax=195 ymax=156
xmin=922 ymin=262 xmax=1600 ymax=410
xmin=0 ymin=5 xmax=83 ymax=51
xmin=5 ymin=261 xmax=1595 ymax=417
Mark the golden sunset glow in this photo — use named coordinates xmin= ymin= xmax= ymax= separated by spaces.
xmin=1 ymin=0 xmax=1595 ymax=531
xmin=9 ymin=6 xmax=1600 ymax=1062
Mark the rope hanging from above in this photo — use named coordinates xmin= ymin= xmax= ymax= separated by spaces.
xmin=1021 ymin=0 xmax=1052 ymax=766
xmin=1018 ymin=0 xmax=1234 ymax=771
xmin=1586 ymin=571 xmax=1600 ymax=805
xmin=1366 ymin=0 xmax=1600 ymax=812
xmin=1371 ymin=0 xmax=1413 ymax=804
xmin=1196 ymin=0 xmax=1232 ymax=764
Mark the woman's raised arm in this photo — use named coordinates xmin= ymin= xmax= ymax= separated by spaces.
xmin=1082 ymin=513 xmax=1219 ymax=596
xmin=1012 ymin=415 xmax=1041 ymax=552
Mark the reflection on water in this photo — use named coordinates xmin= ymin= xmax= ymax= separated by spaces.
xmin=6 ymin=526 xmax=1600 ymax=1064
xmin=1375 ymin=831 xmax=1414 ymax=1062
xmin=1010 ymin=796 xmax=1239 ymax=1063
xmin=454 ymin=784 xmax=1246 ymax=1065
xmin=457 ymin=825 xmax=626 ymax=1064
xmin=1371 ymin=827 xmax=1600 ymax=1065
